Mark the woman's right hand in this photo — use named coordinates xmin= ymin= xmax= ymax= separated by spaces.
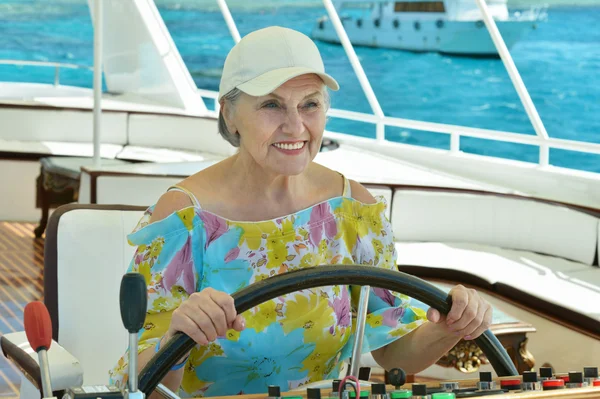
xmin=164 ymin=287 xmax=246 ymax=346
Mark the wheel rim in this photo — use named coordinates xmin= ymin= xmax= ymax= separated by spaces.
xmin=139 ymin=265 xmax=518 ymax=395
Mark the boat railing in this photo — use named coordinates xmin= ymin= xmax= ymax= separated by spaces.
xmin=1 ymin=60 xmax=597 ymax=169
xmin=2 ymin=1 xmax=598 ymax=171
xmin=197 ymin=87 xmax=600 ymax=164
xmin=511 ymin=4 xmax=548 ymax=22
xmin=0 ymin=59 xmax=93 ymax=86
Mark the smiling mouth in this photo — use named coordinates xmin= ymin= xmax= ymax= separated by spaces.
xmin=272 ymin=141 xmax=306 ymax=151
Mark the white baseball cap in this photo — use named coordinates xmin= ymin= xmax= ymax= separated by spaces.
xmin=218 ymin=26 xmax=340 ymax=101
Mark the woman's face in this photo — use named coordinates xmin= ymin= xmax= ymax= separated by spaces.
xmin=226 ymin=74 xmax=327 ymax=176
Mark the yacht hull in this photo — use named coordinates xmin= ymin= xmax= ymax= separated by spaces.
xmin=312 ymin=18 xmax=537 ymax=56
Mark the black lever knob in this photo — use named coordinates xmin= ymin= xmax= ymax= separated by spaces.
xmin=119 ymin=273 xmax=148 ymax=333
xmin=387 ymin=368 xmax=406 ymax=387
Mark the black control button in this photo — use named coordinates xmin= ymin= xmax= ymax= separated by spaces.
xmin=268 ymin=386 xmax=280 ymax=397
xmin=539 ymin=367 xmax=553 ymax=378
xmin=480 ymin=372 xmax=492 ymax=382
xmin=411 ymin=384 xmax=427 ymax=396
xmin=523 ymin=371 xmax=538 ymax=383
xmin=569 ymin=372 xmax=583 ymax=384
xmin=584 ymin=367 xmax=598 ymax=379
xmin=372 ymin=384 xmax=386 ymax=395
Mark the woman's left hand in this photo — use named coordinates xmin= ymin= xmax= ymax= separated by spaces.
xmin=426 ymin=284 xmax=492 ymax=340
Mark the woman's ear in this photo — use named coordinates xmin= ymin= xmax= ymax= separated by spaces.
xmin=220 ymin=100 xmax=237 ymax=135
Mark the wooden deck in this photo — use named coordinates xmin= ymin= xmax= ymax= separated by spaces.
xmin=0 ymin=222 xmax=43 ymax=398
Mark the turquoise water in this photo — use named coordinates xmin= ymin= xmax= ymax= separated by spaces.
xmin=0 ymin=0 xmax=598 ymax=172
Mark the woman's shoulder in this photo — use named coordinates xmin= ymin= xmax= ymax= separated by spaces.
xmin=307 ymin=165 xmax=389 ymax=227
xmin=310 ymin=163 xmax=375 ymax=202
xmin=347 ymin=179 xmax=377 ymax=204
xmin=149 ymin=190 xmax=196 ymax=223
xmin=141 ymin=161 xmax=226 ymax=225
xmin=126 ymin=188 xmax=201 ymax=246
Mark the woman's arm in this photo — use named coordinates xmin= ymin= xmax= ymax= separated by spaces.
xmin=348 ymin=179 xmax=493 ymax=374
xmin=119 ymin=192 xmax=195 ymax=398
xmin=371 ymin=321 xmax=459 ymax=374
xmin=136 ymin=334 xmax=190 ymax=399
xmin=372 ymin=286 xmax=492 ymax=374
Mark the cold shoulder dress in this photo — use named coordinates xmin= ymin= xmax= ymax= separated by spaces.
xmin=109 ymin=177 xmax=428 ymax=397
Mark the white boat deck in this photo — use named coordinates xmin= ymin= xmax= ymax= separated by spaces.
xmin=79 ymin=144 xmax=513 ymax=193
xmin=314 ymin=145 xmax=513 ymax=191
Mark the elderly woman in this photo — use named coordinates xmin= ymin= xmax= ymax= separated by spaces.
xmin=109 ymin=26 xmax=492 ymax=397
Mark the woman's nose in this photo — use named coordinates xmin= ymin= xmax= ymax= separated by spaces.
xmin=282 ymin=108 xmax=304 ymax=136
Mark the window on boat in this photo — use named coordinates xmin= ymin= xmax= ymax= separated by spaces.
xmin=340 ymin=2 xmax=373 ymax=10
xmin=394 ymin=1 xmax=446 ymax=12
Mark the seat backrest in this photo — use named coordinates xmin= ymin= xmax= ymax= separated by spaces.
xmin=364 ymin=185 xmax=393 ymax=220
xmin=127 ymin=114 xmax=236 ymax=157
xmin=0 ymin=107 xmax=129 ymax=145
xmin=45 ymin=204 xmax=146 ymax=386
xmin=391 ymin=189 xmax=599 ymax=265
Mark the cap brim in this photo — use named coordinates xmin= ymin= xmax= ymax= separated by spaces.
xmin=236 ymin=66 xmax=339 ymax=97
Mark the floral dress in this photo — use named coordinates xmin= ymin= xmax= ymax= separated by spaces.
xmin=109 ymin=177 xmax=428 ymax=398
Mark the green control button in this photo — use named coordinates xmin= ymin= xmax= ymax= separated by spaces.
xmin=390 ymin=390 xmax=412 ymax=399
xmin=349 ymin=391 xmax=369 ymax=398
xmin=431 ymin=393 xmax=456 ymax=399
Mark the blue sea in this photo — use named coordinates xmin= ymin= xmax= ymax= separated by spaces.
xmin=0 ymin=0 xmax=599 ymax=172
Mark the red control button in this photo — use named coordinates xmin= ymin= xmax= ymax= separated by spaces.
xmin=593 ymin=380 xmax=600 ymax=387
xmin=557 ymin=375 xmax=569 ymax=383
xmin=501 ymin=379 xmax=521 ymax=390
xmin=543 ymin=379 xmax=565 ymax=390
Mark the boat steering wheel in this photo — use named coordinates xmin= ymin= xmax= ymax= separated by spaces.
xmin=138 ymin=265 xmax=518 ymax=396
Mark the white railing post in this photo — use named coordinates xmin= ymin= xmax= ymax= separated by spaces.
xmin=539 ymin=144 xmax=549 ymax=167
xmin=474 ymin=0 xmax=549 ymax=149
xmin=92 ymin=0 xmax=103 ymax=168
xmin=54 ymin=66 xmax=60 ymax=86
xmin=376 ymin=123 xmax=385 ymax=141
xmin=450 ymin=132 xmax=460 ymax=153
xmin=322 ymin=0 xmax=386 ymax=141
xmin=216 ymin=0 xmax=241 ymax=43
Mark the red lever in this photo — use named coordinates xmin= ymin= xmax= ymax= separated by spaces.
xmin=24 ymin=301 xmax=52 ymax=352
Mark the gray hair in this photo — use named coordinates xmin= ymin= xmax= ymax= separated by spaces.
xmin=218 ymin=85 xmax=331 ymax=148
xmin=218 ymin=88 xmax=244 ymax=147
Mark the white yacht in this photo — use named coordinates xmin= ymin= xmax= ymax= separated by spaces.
xmin=0 ymin=0 xmax=599 ymax=398
xmin=311 ymin=0 xmax=547 ymax=55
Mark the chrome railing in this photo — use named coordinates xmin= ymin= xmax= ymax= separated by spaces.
xmin=0 ymin=59 xmax=93 ymax=86
xmin=3 ymin=1 xmax=599 ymax=171
xmin=511 ymin=4 xmax=549 ymax=22
xmin=198 ymin=88 xmax=600 ymax=161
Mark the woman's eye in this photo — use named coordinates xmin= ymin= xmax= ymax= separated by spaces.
xmin=263 ymin=102 xmax=279 ymax=109
xmin=304 ymin=101 xmax=319 ymax=109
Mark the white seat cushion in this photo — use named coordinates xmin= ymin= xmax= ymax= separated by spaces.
xmin=2 ymin=332 xmax=83 ymax=391
xmin=392 ymin=190 xmax=599 ymax=265
xmin=56 ymin=208 xmax=144 ymax=385
xmin=396 ymin=241 xmax=600 ymax=321
xmin=0 ymin=106 xmax=128 ymax=144
xmin=365 ymin=186 xmax=392 ymax=219
xmin=127 ymin=113 xmax=235 ymax=157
